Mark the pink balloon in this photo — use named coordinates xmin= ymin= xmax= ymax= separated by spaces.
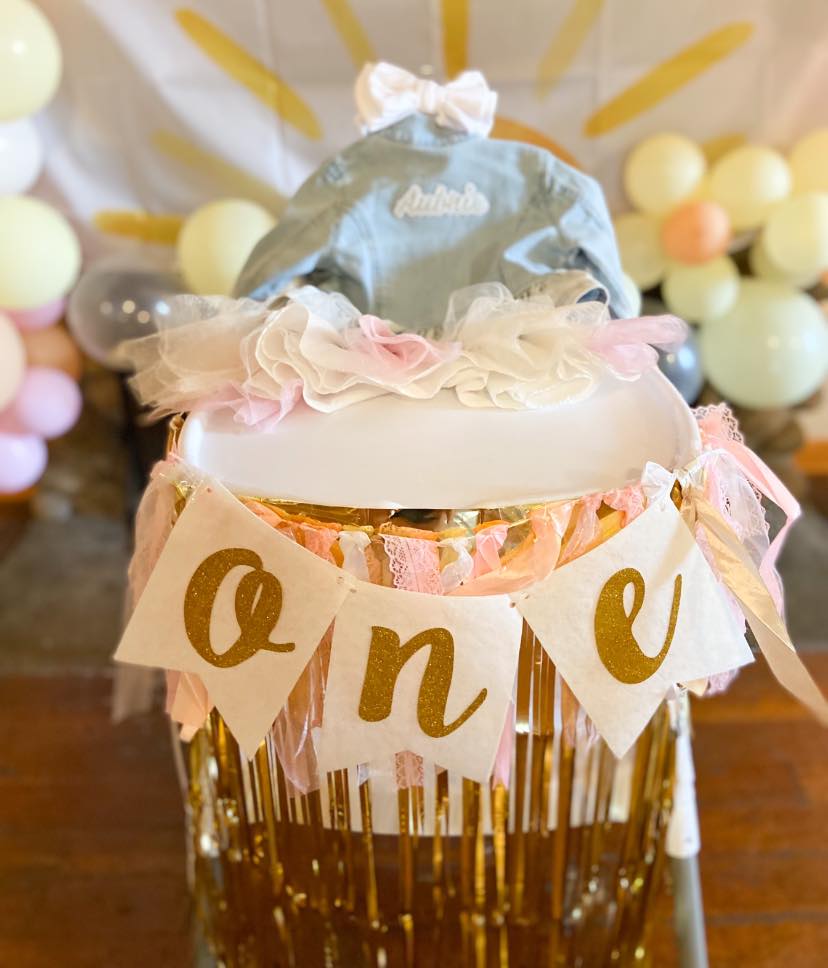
xmin=0 ymin=366 xmax=82 ymax=439
xmin=5 ymin=297 xmax=67 ymax=332
xmin=0 ymin=433 xmax=48 ymax=493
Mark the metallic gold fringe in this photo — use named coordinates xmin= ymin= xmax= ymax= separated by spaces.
xmin=186 ymin=628 xmax=677 ymax=967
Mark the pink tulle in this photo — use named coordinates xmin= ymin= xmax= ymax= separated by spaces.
xmin=350 ymin=315 xmax=462 ymax=373
xmin=697 ymin=404 xmax=800 ymax=614
xmin=586 ymin=314 xmax=687 ymax=378
xmin=472 ymin=523 xmax=509 ymax=577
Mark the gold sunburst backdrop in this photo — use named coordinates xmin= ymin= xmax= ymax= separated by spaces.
xmin=71 ymin=0 xmax=797 ymax=245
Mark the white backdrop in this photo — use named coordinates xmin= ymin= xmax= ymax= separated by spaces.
xmin=31 ymin=0 xmax=828 ymax=256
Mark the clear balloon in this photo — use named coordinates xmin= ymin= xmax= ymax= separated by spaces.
xmin=708 ymin=145 xmax=792 ymax=231
xmin=0 ymin=196 xmax=81 ymax=309
xmin=177 ymin=199 xmax=276 ymax=295
xmin=658 ymin=327 xmax=704 ymax=404
xmin=660 ymin=200 xmax=731 ymax=265
xmin=0 ymin=432 xmax=47 ymax=493
xmin=0 ymin=313 xmax=26 ymax=410
xmin=0 ymin=117 xmax=43 ymax=193
xmin=0 ymin=0 xmax=62 ymax=121
xmin=67 ymin=259 xmax=185 ymax=369
xmin=5 ymin=295 xmax=65 ymax=331
xmin=700 ymin=279 xmax=828 ymax=408
xmin=0 ymin=366 xmax=81 ymax=439
xmin=762 ymin=193 xmax=828 ymax=280
xmin=623 ymin=133 xmax=706 ymax=215
xmin=789 ymin=128 xmax=828 ymax=194
xmin=613 ymin=212 xmax=666 ymax=290
xmin=662 ymin=256 xmax=740 ymax=323
xmin=21 ymin=324 xmax=82 ymax=380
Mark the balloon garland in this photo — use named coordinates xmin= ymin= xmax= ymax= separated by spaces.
xmin=615 ymin=130 xmax=828 ymax=408
xmin=0 ymin=1 xmax=82 ymax=495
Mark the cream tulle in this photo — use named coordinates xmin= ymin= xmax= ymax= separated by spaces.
xmin=118 ymin=284 xmax=687 ymax=429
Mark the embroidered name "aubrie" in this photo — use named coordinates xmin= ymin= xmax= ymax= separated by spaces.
xmin=393 ymin=181 xmax=490 ymax=219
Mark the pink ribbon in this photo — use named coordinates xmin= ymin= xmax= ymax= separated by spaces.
xmin=697 ymin=407 xmax=801 ymax=614
xmin=586 ymin=314 xmax=687 ymax=378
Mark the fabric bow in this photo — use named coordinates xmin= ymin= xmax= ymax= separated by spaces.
xmin=355 ymin=61 xmax=497 ymax=136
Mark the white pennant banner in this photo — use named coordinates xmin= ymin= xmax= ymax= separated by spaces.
xmin=514 ymin=495 xmax=755 ymax=758
xmin=315 ymin=583 xmax=522 ymax=783
xmin=115 ymin=482 xmax=353 ymax=757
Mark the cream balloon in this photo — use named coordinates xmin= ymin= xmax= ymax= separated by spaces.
xmin=662 ymin=256 xmax=740 ymax=323
xmin=0 ymin=313 xmax=26 ymax=409
xmin=762 ymin=193 xmax=828 ymax=280
xmin=0 ymin=0 xmax=62 ymax=121
xmin=0 ymin=118 xmax=43 ymax=194
xmin=748 ymin=236 xmax=819 ymax=289
xmin=613 ymin=213 xmax=666 ymax=290
xmin=177 ymin=199 xmax=276 ymax=295
xmin=708 ymin=146 xmax=791 ymax=231
xmin=623 ymin=133 xmax=706 ymax=215
xmin=700 ymin=279 xmax=828 ymax=408
xmin=0 ymin=196 xmax=81 ymax=309
xmin=789 ymin=129 xmax=828 ymax=194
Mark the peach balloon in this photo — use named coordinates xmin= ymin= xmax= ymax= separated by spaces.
xmin=660 ymin=201 xmax=732 ymax=265
xmin=21 ymin=324 xmax=83 ymax=381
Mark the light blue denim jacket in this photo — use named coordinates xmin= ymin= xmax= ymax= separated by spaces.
xmin=236 ymin=114 xmax=633 ymax=328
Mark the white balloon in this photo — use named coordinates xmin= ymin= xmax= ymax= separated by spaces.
xmin=613 ymin=213 xmax=666 ymax=290
xmin=662 ymin=256 xmax=740 ymax=323
xmin=700 ymin=279 xmax=828 ymax=408
xmin=0 ymin=117 xmax=42 ymax=193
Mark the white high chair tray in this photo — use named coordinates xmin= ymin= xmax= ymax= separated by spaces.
xmin=178 ymin=369 xmax=700 ymax=509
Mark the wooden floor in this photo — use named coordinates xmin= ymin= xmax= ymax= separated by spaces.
xmin=0 ymin=657 xmax=826 ymax=968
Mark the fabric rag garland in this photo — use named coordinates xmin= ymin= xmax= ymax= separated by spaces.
xmin=117 ymin=402 xmax=827 ymax=794
xmin=118 ymin=283 xmax=686 ymax=430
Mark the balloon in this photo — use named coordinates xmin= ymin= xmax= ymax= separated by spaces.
xmin=0 ymin=117 xmax=43 ymax=193
xmin=658 ymin=327 xmax=704 ymax=404
xmin=621 ymin=272 xmax=642 ymax=317
xmin=662 ymin=256 xmax=740 ymax=323
xmin=67 ymin=259 xmax=184 ymax=369
xmin=0 ymin=432 xmax=47 ymax=493
xmin=789 ymin=128 xmax=828 ymax=193
xmin=0 ymin=196 xmax=81 ymax=309
xmin=0 ymin=313 xmax=26 ymax=409
xmin=708 ymin=145 xmax=791 ymax=231
xmin=700 ymin=279 xmax=828 ymax=408
xmin=21 ymin=324 xmax=82 ymax=380
xmin=613 ymin=213 xmax=666 ymax=290
xmin=623 ymin=133 xmax=706 ymax=215
xmin=177 ymin=199 xmax=276 ymax=295
xmin=0 ymin=0 xmax=62 ymax=121
xmin=660 ymin=200 xmax=732 ymax=265
xmin=5 ymin=295 xmax=65 ymax=331
xmin=0 ymin=366 xmax=81 ymax=439
xmin=748 ymin=237 xmax=820 ymax=290
xmin=762 ymin=193 xmax=828 ymax=280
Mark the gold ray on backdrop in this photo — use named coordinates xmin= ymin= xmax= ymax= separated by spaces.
xmin=93 ymin=210 xmax=184 ymax=245
xmin=175 ymin=8 xmax=322 ymax=141
xmin=536 ymin=0 xmax=605 ymax=99
xmin=320 ymin=0 xmax=376 ymax=69
xmin=702 ymin=132 xmax=746 ymax=165
xmin=152 ymin=130 xmax=286 ymax=212
xmin=441 ymin=0 xmax=469 ymax=78
xmin=492 ymin=116 xmax=581 ymax=169
xmin=584 ymin=21 xmax=754 ymax=137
